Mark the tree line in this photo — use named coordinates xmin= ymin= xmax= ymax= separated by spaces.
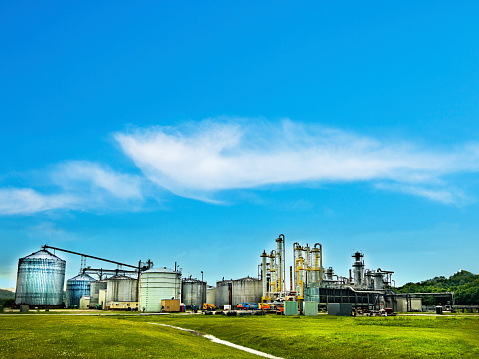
xmin=395 ymin=270 xmax=479 ymax=305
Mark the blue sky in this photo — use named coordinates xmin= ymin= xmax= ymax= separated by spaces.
xmin=1 ymin=1 xmax=479 ymax=290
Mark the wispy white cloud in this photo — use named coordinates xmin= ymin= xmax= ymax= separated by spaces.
xmin=375 ymin=183 xmax=472 ymax=206
xmin=0 ymin=162 xmax=144 ymax=215
xmin=52 ymin=161 xmax=143 ymax=200
xmin=115 ymin=119 xmax=479 ymax=204
xmin=1 ymin=119 xmax=478 ymax=215
xmin=0 ymin=188 xmax=79 ymax=215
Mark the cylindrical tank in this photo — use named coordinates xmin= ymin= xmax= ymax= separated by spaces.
xmin=215 ymin=280 xmax=231 ymax=308
xmin=15 ymin=249 xmax=66 ymax=308
xmin=326 ymin=267 xmax=334 ymax=280
xmin=181 ymin=278 xmax=206 ymax=308
xmin=372 ymin=272 xmax=385 ymax=290
xmin=232 ymin=277 xmax=262 ymax=305
xmin=89 ymin=280 xmax=108 ymax=308
xmin=66 ymin=273 xmax=95 ymax=308
xmin=206 ymin=286 xmax=216 ymax=306
xmin=106 ymin=275 xmax=138 ymax=303
xmin=139 ymin=268 xmax=181 ymax=312
xmin=215 ymin=277 xmax=262 ymax=308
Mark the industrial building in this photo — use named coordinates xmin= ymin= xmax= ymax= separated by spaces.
xmin=258 ymin=235 xmax=421 ymax=314
xmin=14 ymin=236 xmax=449 ymax=314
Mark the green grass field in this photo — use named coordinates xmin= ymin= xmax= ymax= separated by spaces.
xmin=1 ymin=313 xmax=478 ymax=358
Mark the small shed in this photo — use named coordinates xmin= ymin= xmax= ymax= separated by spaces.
xmin=79 ymin=296 xmax=90 ymax=309
xmin=161 ymin=299 xmax=180 ymax=312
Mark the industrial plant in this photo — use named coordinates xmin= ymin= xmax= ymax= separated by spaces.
xmin=13 ymin=236 xmax=453 ymax=315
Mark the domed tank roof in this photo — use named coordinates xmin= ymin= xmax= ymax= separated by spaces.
xmin=68 ymin=273 xmax=96 ymax=282
xmin=22 ymin=249 xmax=65 ymax=261
xmin=108 ymin=275 xmax=136 ymax=280
xmin=143 ymin=267 xmax=178 ymax=274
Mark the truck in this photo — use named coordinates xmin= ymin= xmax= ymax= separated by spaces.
xmin=237 ymin=302 xmax=259 ymax=310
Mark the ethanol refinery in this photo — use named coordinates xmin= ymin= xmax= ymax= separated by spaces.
xmin=13 ymin=235 xmax=453 ymax=315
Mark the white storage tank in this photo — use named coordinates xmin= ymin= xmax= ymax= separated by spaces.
xmin=139 ymin=267 xmax=181 ymax=312
xmin=106 ymin=275 xmax=138 ymax=303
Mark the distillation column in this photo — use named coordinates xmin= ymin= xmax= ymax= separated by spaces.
xmin=260 ymin=250 xmax=268 ymax=299
xmin=310 ymin=243 xmax=322 ymax=284
xmin=352 ymin=251 xmax=365 ymax=287
xmin=275 ymin=235 xmax=285 ymax=293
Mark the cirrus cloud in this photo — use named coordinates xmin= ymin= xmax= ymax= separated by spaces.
xmin=115 ymin=119 xmax=479 ymax=204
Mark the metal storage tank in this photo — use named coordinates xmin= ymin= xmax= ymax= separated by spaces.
xmin=15 ymin=249 xmax=66 ymax=308
xmin=232 ymin=277 xmax=262 ymax=305
xmin=215 ymin=277 xmax=262 ymax=308
xmin=215 ymin=280 xmax=231 ymax=308
xmin=206 ymin=286 xmax=216 ymax=306
xmin=89 ymin=280 xmax=108 ymax=308
xmin=139 ymin=267 xmax=181 ymax=312
xmin=106 ymin=275 xmax=138 ymax=303
xmin=181 ymin=278 xmax=206 ymax=308
xmin=66 ymin=273 xmax=95 ymax=308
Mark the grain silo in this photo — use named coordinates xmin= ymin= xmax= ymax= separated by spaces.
xmin=215 ymin=277 xmax=262 ymax=308
xmin=139 ymin=267 xmax=181 ymax=312
xmin=15 ymin=249 xmax=66 ymax=308
xmin=89 ymin=280 xmax=108 ymax=308
xmin=106 ymin=275 xmax=138 ymax=303
xmin=181 ymin=278 xmax=206 ymax=308
xmin=65 ymin=273 xmax=95 ymax=308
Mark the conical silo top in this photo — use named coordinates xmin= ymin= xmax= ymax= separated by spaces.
xmin=68 ymin=273 xmax=96 ymax=282
xmin=143 ymin=267 xmax=178 ymax=274
xmin=23 ymin=249 xmax=65 ymax=261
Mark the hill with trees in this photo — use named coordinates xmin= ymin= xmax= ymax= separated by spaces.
xmin=0 ymin=289 xmax=15 ymax=308
xmin=395 ymin=270 xmax=479 ymax=305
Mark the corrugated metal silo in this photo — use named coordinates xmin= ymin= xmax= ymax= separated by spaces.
xmin=66 ymin=273 xmax=95 ymax=308
xmin=139 ymin=267 xmax=181 ymax=312
xmin=106 ymin=275 xmax=138 ymax=303
xmin=181 ymin=278 xmax=206 ymax=308
xmin=15 ymin=249 xmax=66 ymax=308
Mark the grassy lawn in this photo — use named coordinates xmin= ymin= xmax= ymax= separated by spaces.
xmin=0 ymin=315 xmax=257 ymax=358
xmin=1 ymin=313 xmax=479 ymax=358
